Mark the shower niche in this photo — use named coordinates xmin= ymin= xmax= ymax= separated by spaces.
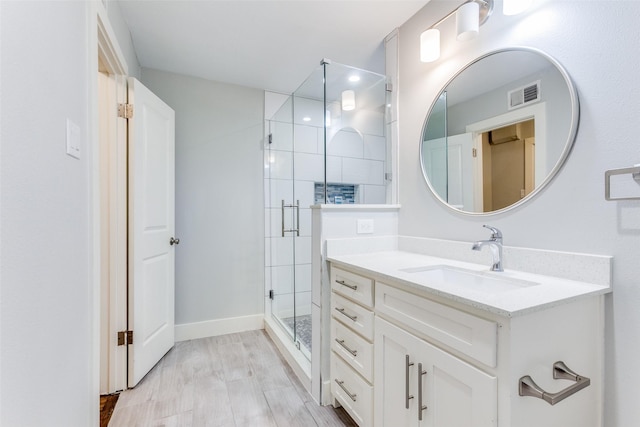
xmin=263 ymin=60 xmax=390 ymax=379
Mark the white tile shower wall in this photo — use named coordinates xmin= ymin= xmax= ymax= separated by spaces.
xmin=268 ymin=151 xmax=293 ymax=181
xmin=286 ymin=94 xmax=388 ymax=204
xmin=363 ymin=185 xmax=387 ymax=204
xmin=294 ymin=180 xmax=316 ymax=209
xmin=342 ymin=157 xmax=385 ymax=185
xmin=294 ymin=152 xmax=324 ymax=182
xmin=327 ymin=128 xmax=365 ymax=158
xmin=364 ymin=134 xmax=387 ymax=161
xmin=295 ymin=264 xmax=313 ymax=293
xmin=266 ymin=179 xmax=294 ymax=208
xmin=298 ymin=208 xmax=312 ymax=237
xmin=294 ymin=124 xmax=319 ymax=154
xmin=270 ymin=121 xmax=294 ymax=151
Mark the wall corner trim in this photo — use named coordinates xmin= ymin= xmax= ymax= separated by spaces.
xmin=174 ymin=314 xmax=265 ymax=342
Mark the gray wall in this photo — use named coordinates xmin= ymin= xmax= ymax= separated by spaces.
xmin=105 ymin=0 xmax=141 ymax=79
xmin=397 ymin=1 xmax=640 ymax=425
xmin=1 ymin=1 xmax=93 ymax=425
xmin=141 ymin=69 xmax=265 ymax=325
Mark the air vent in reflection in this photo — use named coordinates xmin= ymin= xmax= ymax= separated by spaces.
xmin=508 ymin=80 xmax=540 ymax=110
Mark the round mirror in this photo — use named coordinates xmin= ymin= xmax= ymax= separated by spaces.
xmin=420 ymin=47 xmax=579 ymax=214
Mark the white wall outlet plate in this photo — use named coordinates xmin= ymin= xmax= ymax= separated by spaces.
xmin=357 ymin=219 xmax=374 ymax=234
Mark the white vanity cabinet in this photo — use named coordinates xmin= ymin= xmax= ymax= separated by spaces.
xmin=375 ymin=281 xmax=498 ymax=427
xmin=375 ymin=317 xmax=497 ymax=427
xmin=330 ymin=266 xmax=375 ymax=427
xmin=328 ymin=260 xmax=605 ymax=427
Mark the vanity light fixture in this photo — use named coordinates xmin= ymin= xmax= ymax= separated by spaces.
xmin=420 ymin=29 xmax=440 ymax=63
xmin=420 ymin=0 xmax=494 ymax=63
xmin=341 ymin=90 xmax=355 ymax=111
xmin=457 ymin=1 xmax=480 ymax=41
xmin=503 ymin=0 xmax=533 ymax=15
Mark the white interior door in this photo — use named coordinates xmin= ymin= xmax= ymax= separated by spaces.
xmin=423 ymin=133 xmax=474 ymax=210
xmin=128 ymin=77 xmax=176 ymax=387
xmin=445 ymin=133 xmax=474 ymax=211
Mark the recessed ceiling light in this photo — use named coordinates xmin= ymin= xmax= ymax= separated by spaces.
xmin=348 ymin=75 xmax=360 ymax=83
xmin=303 ymin=116 xmax=311 ymax=122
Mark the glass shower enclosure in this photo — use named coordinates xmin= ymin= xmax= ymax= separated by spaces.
xmin=264 ymin=60 xmax=388 ymax=368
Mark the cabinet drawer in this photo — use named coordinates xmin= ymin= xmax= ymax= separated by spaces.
xmin=332 ymin=319 xmax=374 ymax=381
xmin=376 ymin=282 xmax=498 ymax=367
xmin=331 ymin=267 xmax=374 ymax=308
xmin=331 ymin=354 xmax=373 ymax=427
xmin=331 ymin=292 xmax=374 ymax=340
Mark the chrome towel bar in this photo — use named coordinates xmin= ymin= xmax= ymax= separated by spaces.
xmin=519 ymin=361 xmax=590 ymax=405
xmin=604 ymin=165 xmax=640 ymax=201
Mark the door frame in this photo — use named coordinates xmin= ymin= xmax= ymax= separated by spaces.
xmin=465 ymin=102 xmax=547 ymax=211
xmin=89 ymin=0 xmax=130 ymax=403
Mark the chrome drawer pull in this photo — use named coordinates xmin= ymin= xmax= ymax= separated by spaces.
xmin=406 ymin=355 xmax=415 ymax=409
xmin=335 ymin=279 xmax=357 ymax=290
xmin=335 ymin=307 xmax=358 ymax=322
xmin=418 ymin=363 xmax=428 ymax=420
xmin=335 ymin=379 xmax=357 ymax=402
xmin=335 ymin=338 xmax=358 ymax=357
xmin=519 ymin=361 xmax=591 ymax=406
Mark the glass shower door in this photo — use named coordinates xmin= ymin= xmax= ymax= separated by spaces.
xmin=265 ymin=94 xmax=313 ymax=361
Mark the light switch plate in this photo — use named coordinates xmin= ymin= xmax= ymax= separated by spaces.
xmin=356 ymin=219 xmax=374 ymax=234
xmin=66 ymin=118 xmax=81 ymax=159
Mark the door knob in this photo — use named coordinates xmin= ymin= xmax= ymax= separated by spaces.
xmin=170 ymin=237 xmax=180 ymax=245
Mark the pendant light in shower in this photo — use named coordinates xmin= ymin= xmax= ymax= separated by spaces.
xmin=341 ymin=90 xmax=356 ymax=111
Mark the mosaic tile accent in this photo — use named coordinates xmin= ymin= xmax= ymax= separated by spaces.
xmin=315 ymin=182 xmax=359 ymax=204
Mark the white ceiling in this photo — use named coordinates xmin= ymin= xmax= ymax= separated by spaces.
xmin=116 ymin=0 xmax=429 ymax=94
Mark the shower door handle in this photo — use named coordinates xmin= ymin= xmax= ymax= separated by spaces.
xmin=281 ymin=200 xmax=300 ymax=237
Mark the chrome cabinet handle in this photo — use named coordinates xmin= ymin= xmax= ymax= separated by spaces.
xmin=335 ymin=307 xmax=358 ymax=322
xmin=406 ymin=355 xmax=415 ymax=409
xmin=334 ymin=338 xmax=358 ymax=357
xmin=335 ymin=379 xmax=357 ymax=402
xmin=519 ymin=361 xmax=591 ymax=406
xmin=418 ymin=363 xmax=428 ymax=420
xmin=169 ymin=237 xmax=180 ymax=245
xmin=281 ymin=199 xmax=300 ymax=237
xmin=335 ymin=280 xmax=357 ymax=291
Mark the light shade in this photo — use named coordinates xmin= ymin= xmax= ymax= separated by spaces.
xmin=456 ymin=1 xmax=480 ymax=41
xmin=341 ymin=90 xmax=356 ymax=111
xmin=503 ymin=0 xmax=533 ymax=15
xmin=420 ymin=29 xmax=440 ymax=63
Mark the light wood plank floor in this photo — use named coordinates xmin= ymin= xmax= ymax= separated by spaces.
xmin=109 ymin=330 xmax=357 ymax=427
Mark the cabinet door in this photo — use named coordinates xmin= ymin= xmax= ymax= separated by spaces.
xmin=374 ymin=317 xmax=422 ymax=427
xmin=376 ymin=317 xmax=497 ymax=427
xmin=420 ymin=340 xmax=497 ymax=427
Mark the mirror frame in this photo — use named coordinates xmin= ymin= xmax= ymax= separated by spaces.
xmin=419 ymin=46 xmax=580 ymax=216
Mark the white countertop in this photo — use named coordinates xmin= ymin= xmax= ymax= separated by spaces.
xmin=327 ymin=250 xmax=611 ymax=317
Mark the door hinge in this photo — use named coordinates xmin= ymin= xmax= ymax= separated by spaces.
xmin=117 ymin=330 xmax=133 ymax=346
xmin=118 ymin=103 xmax=134 ymax=119
xmin=385 ymin=172 xmax=393 ymax=182
xmin=269 ymin=289 xmax=275 ymax=300
xmin=385 ymin=82 xmax=393 ymax=92
xmin=268 ymin=133 xmax=273 ymax=144
xmin=472 ymin=148 xmax=477 ymax=158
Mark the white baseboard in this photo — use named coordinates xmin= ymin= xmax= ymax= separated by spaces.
xmin=174 ymin=314 xmax=264 ymax=342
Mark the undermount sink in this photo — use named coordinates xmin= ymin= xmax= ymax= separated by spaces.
xmin=399 ymin=265 xmax=540 ymax=293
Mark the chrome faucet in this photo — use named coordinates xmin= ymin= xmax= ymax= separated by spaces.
xmin=472 ymin=225 xmax=504 ymax=272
